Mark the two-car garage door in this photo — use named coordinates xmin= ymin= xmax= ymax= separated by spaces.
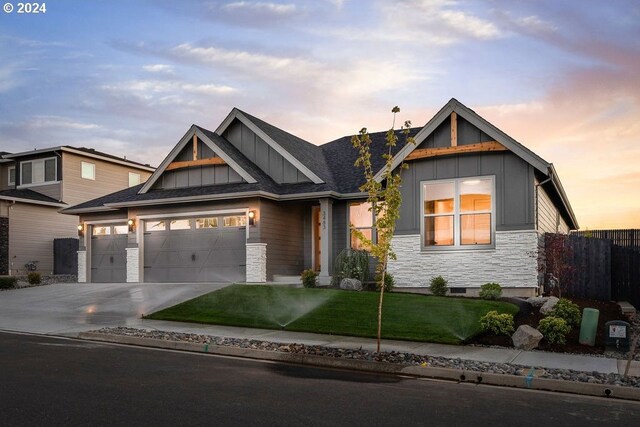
xmin=143 ymin=215 xmax=246 ymax=283
xmin=90 ymin=214 xmax=246 ymax=283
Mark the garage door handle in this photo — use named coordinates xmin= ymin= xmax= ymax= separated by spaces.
xmin=191 ymin=254 xmax=196 ymax=261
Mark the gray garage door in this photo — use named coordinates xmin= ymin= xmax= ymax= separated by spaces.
xmin=143 ymin=215 xmax=246 ymax=283
xmin=91 ymin=224 xmax=128 ymax=283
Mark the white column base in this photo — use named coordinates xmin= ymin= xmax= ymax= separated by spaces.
xmin=77 ymin=250 xmax=87 ymax=283
xmin=126 ymin=247 xmax=140 ymax=283
xmin=246 ymin=243 xmax=267 ymax=282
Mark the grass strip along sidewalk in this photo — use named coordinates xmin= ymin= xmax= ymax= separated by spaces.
xmin=147 ymin=285 xmax=518 ymax=344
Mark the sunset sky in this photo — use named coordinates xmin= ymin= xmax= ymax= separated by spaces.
xmin=1 ymin=0 xmax=638 ymax=229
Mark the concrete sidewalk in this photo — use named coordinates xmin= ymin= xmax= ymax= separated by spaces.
xmin=128 ymin=318 xmax=639 ymax=377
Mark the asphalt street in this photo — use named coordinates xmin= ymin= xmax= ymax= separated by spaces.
xmin=1 ymin=331 xmax=639 ymax=426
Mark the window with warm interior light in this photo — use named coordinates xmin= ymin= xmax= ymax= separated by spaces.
xmin=129 ymin=172 xmax=141 ymax=187
xmin=196 ymin=218 xmax=218 ymax=229
xmin=170 ymin=219 xmax=192 ymax=230
xmin=349 ymin=201 xmax=375 ymax=250
xmin=81 ymin=162 xmax=95 ymax=180
xmin=223 ymin=216 xmax=246 ymax=227
xmin=145 ymin=220 xmax=166 ymax=232
xmin=422 ymin=177 xmax=494 ymax=249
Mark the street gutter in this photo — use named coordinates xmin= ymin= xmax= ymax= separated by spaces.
xmin=78 ymin=331 xmax=640 ymax=402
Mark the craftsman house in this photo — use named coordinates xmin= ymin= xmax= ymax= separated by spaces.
xmin=0 ymin=147 xmax=154 ymax=276
xmin=64 ymin=99 xmax=577 ymax=296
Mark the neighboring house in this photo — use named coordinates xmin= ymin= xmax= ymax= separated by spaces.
xmin=64 ymin=99 xmax=577 ymax=296
xmin=0 ymin=146 xmax=154 ymax=276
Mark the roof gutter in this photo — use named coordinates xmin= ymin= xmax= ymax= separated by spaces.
xmin=0 ymin=196 xmax=66 ymax=208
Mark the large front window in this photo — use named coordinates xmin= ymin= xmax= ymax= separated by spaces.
xmin=20 ymin=157 xmax=57 ymax=186
xmin=422 ymin=177 xmax=494 ymax=249
xmin=349 ymin=201 xmax=375 ymax=250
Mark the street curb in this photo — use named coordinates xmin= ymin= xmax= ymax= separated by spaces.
xmin=78 ymin=332 xmax=640 ymax=402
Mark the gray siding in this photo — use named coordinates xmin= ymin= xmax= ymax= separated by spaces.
xmin=537 ymin=180 xmax=569 ymax=234
xmin=397 ymin=151 xmax=535 ymax=234
xmin=331 ymin=201 xmax=347 ymax=273
xmin=224 ymin=120 xmax=310 ymax=184
xmin=259 ymin=199 xmax=305 ymax=279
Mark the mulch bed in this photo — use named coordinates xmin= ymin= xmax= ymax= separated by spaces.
xmin=469 ymin=297 xmax=627 ymax=355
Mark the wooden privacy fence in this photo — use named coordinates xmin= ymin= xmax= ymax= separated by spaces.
xmin=574 ymin=229 xmax=640 ymax=251
xmin=543 ymin=233 xmax=640 ymax=308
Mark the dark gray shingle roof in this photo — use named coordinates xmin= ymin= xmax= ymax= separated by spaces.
xmin=0 ymin=189 xmax=64 ymax=205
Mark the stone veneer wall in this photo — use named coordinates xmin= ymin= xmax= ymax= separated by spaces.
xmin=0 ymin=217 xmax=8 ymax=275
xmin=246 ymin=243 xmax=267 ymax=283
xmin=126 ymin=247 xmax=139 ymax=283
xmin=388 ymin=230 xmax=539 ymax=291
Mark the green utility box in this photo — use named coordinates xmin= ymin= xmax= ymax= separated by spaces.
xmin=579 ymin=308 xmax=599 ymax=346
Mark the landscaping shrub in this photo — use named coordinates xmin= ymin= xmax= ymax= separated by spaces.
xmin=548 ymin=298 xmax=581 ymax=327
xmin=300 ymin=269 xmax=318 ymax=288
xmin=538 ymin=316 xmax=571 ymax=345
xmin=479 ymin=310 xmax=514 ymax=336
xmin=0 ymin=277 xmax=17 ymax=290
xmin=479 ymin=282 xmax=502 ymax=300
xmin=429 ymin=276 xmax=448 ymax=296
xmin=27 ymin=272 xmax=42 ymax=285
xmin=375 ymin=272 xmax=395 ymax=292
xmin=331 ymin=248 xmax=370 ymax=286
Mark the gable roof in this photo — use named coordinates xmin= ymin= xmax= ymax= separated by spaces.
xmin=63 ymin=100 xmax=578 ymax=229
xmin=139 ymin=125 xmax=259 ymax=194
xmin=215 ymin=108 xmax=328 ymax=185
xmin=0 ymin=189 xmax=66 ymax=208
xmin=2 ymin=146 xmax=154 ymax=171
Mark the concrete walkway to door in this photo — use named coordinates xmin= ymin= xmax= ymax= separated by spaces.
xmin=0 ymin=282 xmax=229 ymax=336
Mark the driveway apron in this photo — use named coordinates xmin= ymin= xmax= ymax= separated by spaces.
xmin=0 ymin=282 xmax=227 ymax=335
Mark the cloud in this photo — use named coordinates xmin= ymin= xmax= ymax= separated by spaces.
xmin=102 ymin=79 xmax=236 ymax=98
xmin=26 ymin=116 xmax=102 ymax=130
xmin=142 ymin=64 xmax=175 ymax=74
xmin=220 ymin=1 xmax=297 ymax=15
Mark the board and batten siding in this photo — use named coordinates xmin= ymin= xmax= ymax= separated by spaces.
xmin=259 ymin=199 xmax=305 ymax=279
xmin=8 ymin=203 xmax=78 ymax=275
xmin=223 ymin=120 xmax=311 ymax=184
xmin=396 ymin=151 xmax=535 ymax=234
xmin=536 ymin=180 xmax=570 ymax=234
xmin=61 ymin=152 xmax=153 ymax=207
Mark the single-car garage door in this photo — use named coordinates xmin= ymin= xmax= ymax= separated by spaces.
xmin=91 ymin=224 xmax=128 ymax=283
xmin=143 ymin=215 xmax=246 ymax=283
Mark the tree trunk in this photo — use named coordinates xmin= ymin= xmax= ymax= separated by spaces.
xmin=377 ymin=263 xmax=387 ymax=353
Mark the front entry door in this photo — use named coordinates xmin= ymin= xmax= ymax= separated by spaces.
xmin=312 ymin=206 xmax=321 ymax=271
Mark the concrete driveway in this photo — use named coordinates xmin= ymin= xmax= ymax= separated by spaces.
xmin=0 ymin=282 xmax=228 ymax=336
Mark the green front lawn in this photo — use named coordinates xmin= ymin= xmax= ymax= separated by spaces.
xmin=147 ymin=285 xmax=518 ymax=344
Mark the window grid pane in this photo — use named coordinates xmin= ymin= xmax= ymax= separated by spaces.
xmin=170 ymin=219 xmax=192 ymax=230
xmin=196 ymin=218 xmax=218 ymax=229
xmin=113 ymin=225 xmax=129 ymax=235
xmin=461 ymin=214 xmax=491 ymax=245
xmin=349 ymin=202 xmax=373 ymax=227
xmin=223 ymin=216 xmax=246 ymax=227
xmin=44 ymin=159 xmax=56 ymax=182
xmin=92 ymin=226 xmax=111 ymax=236
xmin=424 ymin=216 xmax=454 ymax=246
xmin=145 ymin=221 xmax=166 ymax=232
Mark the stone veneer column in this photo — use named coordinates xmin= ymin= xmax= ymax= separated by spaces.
xmin=77 ymin=250 xmax=87 ymax=283
xmin=126 ymin=247 xmax=140 ymax=283
xmin=0 ymin=217 xmax=8 ymax=276
xmin=246 ymin=243 xmax=267 ymax=282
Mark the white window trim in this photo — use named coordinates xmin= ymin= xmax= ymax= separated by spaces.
xmin=347 ymin=201 xmax=376 ymax=249
xmin=420 ymin=175 xmax=496 ymax=251
xmin=81 ymin=161 xmax=96 ymax=180
xmin=7 ymin=166 xmax=15 ymax=186
xmin=18 ymin=157 xmax=58 ymax=188
xmin=129 ymin=172 xmax=141 ymax=187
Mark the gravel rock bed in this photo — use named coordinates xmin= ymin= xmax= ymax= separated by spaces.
xmin=94 ymin=327 xmax=640 ymax=388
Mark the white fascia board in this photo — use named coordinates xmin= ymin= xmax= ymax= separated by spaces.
xmin=215 ymin=109 xmax=324 ymax=185
xmin=138 ymin=126 xmax=198 ymax=194
xmin=139 ymin=125 xmax=257 ymax=194
xmin=194 ymin=128 xmax=256 ymax=183
xmin=0 ymin=196 xmax=66 ymax=208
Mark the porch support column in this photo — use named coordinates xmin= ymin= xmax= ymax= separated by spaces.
xmin=319 ymin=198 xmax=333 ymax=285
xmin=126 ymin=220 xmax=140 ymax=283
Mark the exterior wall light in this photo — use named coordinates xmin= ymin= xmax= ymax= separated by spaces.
xmin=128 ymin=218 xmax=136 ymax=233
xmin=77 ymin=223 xmax=84 ymax=238
xmin=248 ymin=210 xmax=256 ymax=226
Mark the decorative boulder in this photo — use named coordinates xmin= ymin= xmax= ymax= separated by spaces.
xmin=512 ymin=325 xmax=543 ymax=350
xmin=340 ymin=278 xmax=363 ymax=291
xmin=526 ymin=296 xmax=547 ymax=308
xmin=539 ymin=296 xmax=559 ymax=315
